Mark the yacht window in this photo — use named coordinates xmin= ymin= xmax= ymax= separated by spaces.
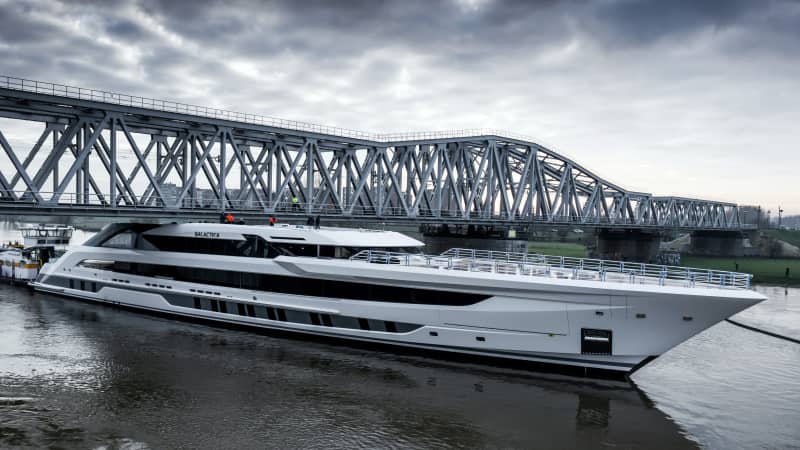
xmin=78 ymin=259 xmax=115 ymax=270
xmin=338 ymin=246 xmax=423 ymax=258
xmin=335 ymin=247 xmax=354 ymax=258
xmin=318 ymin=246 xmax=336 ymax=258
xmin=99 ymin=261 xmax=489 ymax=306
xmin=102 ymin=231 xmax=137 ymax=249
xmin=143 ymin=234 xmax=268 ymax=258
xmin=112 ymin=261 xmax=135 ymax=273
xmin=320 ymin=246 xmax=423 ymax=259
xmin=271 ymin=243 xmax=317 ymax=257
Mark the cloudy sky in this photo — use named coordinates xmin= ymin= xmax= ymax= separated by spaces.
xmin=1 ymin=0 xmax=798 ymax=214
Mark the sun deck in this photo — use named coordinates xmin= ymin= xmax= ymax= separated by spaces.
xmin=349 ymin=248 xmax=753 ymax=290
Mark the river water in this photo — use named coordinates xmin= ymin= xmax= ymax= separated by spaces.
xmin=0 ymin=224 xmax=798 ymax=449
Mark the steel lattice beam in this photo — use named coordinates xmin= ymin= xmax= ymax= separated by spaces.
xmin=0 ymin=76 xmax=743 ymax=229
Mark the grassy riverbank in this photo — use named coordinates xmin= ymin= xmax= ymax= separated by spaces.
xmin=525 ymin=241 xmax=799 ymax=286
xmin=681 ymin=256 xmax=800 ymax=287
xmin=764 ymin=229 xmax=800 ymax=248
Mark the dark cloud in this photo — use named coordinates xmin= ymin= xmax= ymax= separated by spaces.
xmin=0 ymin=2 xmax=61 ymax=44
xmin=104 ymin=17 xmax=148 ymax=41
xmin=0 ymin=0 xmax=799 ymax=211
xmin=592 ymin=0 xmax=756 ymax=44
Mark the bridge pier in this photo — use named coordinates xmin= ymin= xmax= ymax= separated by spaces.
xmin=594 ymin=229 xmax=661 ymax=263
xmin=689 ymin=230 xmax=745 ymax=257
xmin=420 ymin=224 xmax=528 ymax=254
xmin=422 ymin=235 xmax=528 ymax=254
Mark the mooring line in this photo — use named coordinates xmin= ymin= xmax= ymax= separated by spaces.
xmin=725 ymin=318 xmax=800 ymax=345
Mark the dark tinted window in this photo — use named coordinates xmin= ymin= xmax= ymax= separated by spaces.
xmin=102 ymin=231 xmax=137 ymax=249
xmin=144 ymin=234 xmax=268 ymax=258
xmin=107 ymin=262 xmax=487 ymax=306
xmin=273 ymin=243 xmax=317 ymax=257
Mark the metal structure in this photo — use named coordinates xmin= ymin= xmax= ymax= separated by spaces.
xmin=0 ymin=76 xmax=742 ymax=229
xmin=351 ymin=248 xmax=752 ymax=289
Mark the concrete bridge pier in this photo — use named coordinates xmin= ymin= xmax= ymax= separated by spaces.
xmin=422 ymin=235 xmax=529 ymax=254
xmin=420 ymin=224 xmax=528 ymax=254
xmin=594 ymin=229 xmax=662 ymax=263
xmin=689 ymin=230 xmax=745 ymax=257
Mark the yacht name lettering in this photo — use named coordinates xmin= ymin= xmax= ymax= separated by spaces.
xmin=194 ymin=232 xmax=220 ymax=238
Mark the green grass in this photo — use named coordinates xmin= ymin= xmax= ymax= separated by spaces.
xmin=764 ymin=229 xmax=800 ymax=248
xmin=528 ymin=241 xmax=588 ymax=258
xmin=681 ymin=255 xmax=800 ymax=286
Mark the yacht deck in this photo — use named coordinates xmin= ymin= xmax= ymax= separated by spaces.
xmin=349 ymin=248 xmax=752 ymax=290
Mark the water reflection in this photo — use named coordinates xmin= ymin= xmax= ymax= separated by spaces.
xmin=2 ymin=221 xmax=798 ymax=448
xmin=634 ymin=285 xmax=800 ymax=449
xmin=575 ymin=395 xmax=609 ymax=429
xmin=0 ymin=286 xmax=695 ymax=449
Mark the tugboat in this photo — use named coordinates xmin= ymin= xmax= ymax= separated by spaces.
xmin=0 ymin=224 xmax=72 ymax=283
xmin=20 ymin=224 xmax=73 ymax=249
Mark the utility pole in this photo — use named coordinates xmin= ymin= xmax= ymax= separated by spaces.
xmin=778 ymin=206 xmax=784 ymax=228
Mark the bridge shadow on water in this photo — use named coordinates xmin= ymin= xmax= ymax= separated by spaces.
xmin=0 ymin=285 xmax=698 ymax=449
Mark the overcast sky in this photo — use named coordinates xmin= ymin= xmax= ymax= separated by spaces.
xmin=1 ymin=0 xmax=798 ymax=214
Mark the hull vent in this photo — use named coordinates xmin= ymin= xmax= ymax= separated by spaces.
xmin=581 ymin=328 xmax=612 ymax=355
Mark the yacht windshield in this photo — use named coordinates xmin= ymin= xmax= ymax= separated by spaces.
xmin=334 ymin=246 xmax=423 ymax=258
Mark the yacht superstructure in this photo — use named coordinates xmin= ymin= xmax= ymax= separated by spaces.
xmin=31 ymin=222 xmax=765 ymax=375
xmin=20 ymin=224 xmax=73 ymax=249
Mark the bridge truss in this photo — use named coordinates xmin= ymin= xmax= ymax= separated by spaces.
xmin=0 ymin=76 xmax=741 ymax=229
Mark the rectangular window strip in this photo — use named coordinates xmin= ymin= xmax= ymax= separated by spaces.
xmin=95 ymin=260 xmax=487 ymax=306
xmin=168 ymin=293 xmax=419 ymax=334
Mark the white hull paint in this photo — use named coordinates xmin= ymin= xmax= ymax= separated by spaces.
xmin=33 ymin=237 xmax=764 ymax=374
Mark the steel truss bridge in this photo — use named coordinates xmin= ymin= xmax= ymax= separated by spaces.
xmin=0 ymin=76 xmax=742 ymax=229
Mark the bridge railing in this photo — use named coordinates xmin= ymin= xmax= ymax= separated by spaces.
xmin=0 ymin=75 xmax=543 ymax=144
xmin=350 ymin=248 xmax=752 ymax=290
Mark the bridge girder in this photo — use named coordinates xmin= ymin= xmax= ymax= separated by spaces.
xmin=0 ymin=76 xmax=741 ymax=229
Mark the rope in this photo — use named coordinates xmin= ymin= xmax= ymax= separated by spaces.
xmin=725 ymin=318 xmax=800 ymax=345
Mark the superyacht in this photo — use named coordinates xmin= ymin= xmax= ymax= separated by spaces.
xmin=31 ymin=222 xmax=765 ymax=375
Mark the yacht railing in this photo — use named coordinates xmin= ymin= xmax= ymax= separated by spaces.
xmin=349 ymin=248 xmax=752 ymax=290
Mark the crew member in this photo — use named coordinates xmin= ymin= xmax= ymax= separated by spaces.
xmin=268 ymin=215 xmax=277 ymax=226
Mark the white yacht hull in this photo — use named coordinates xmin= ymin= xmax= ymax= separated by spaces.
xmin=32 ymin=245 xmax=764 ymax=375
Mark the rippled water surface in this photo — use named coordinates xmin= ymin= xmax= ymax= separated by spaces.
xmin=0 ymin=224 xmax=798 ymax=449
